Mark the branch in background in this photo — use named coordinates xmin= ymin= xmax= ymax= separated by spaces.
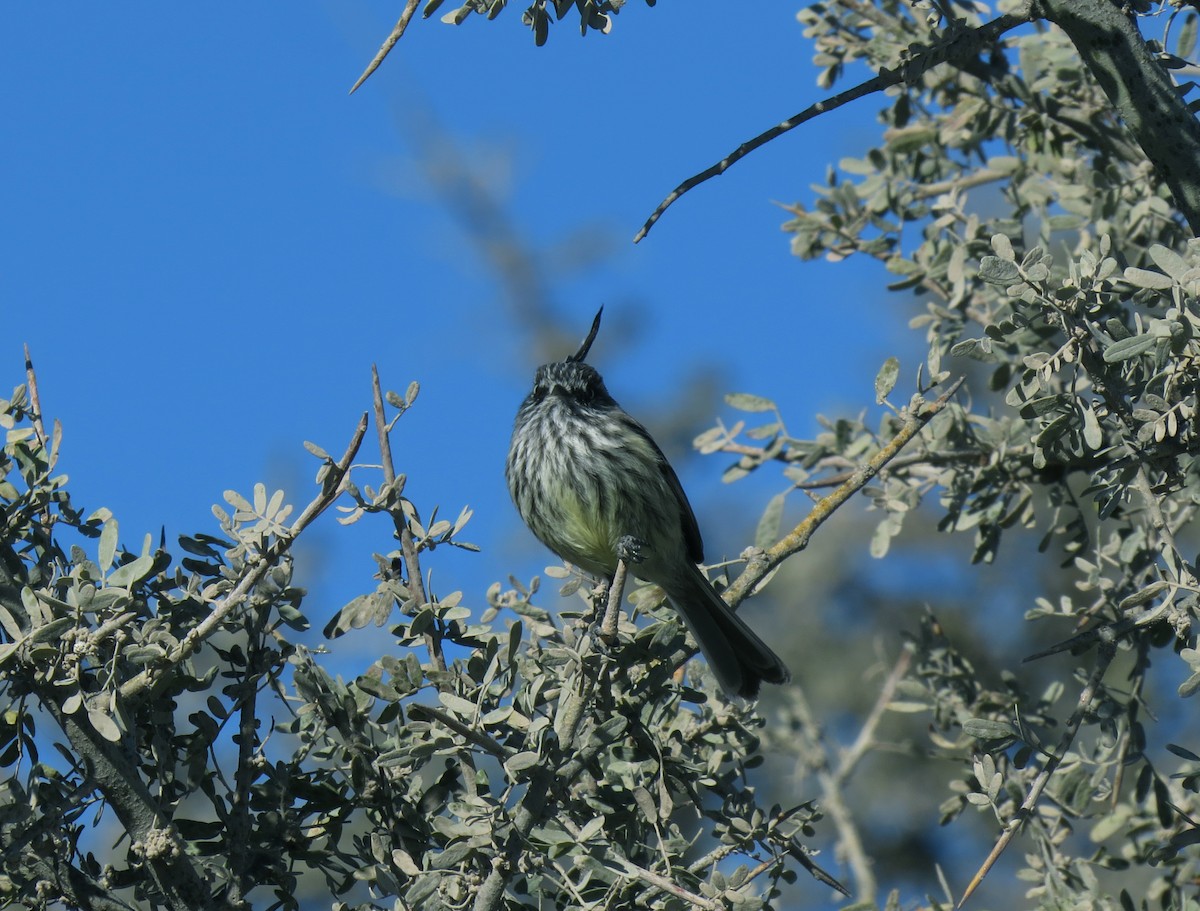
xmin=634 ymin=10 xmax=1033 ymax=242
xmin=787 ymin=648 xmax=913 ymax=903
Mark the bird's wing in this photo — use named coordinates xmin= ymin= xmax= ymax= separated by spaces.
xmin=643 ymin=427 xmax=705 ymax=565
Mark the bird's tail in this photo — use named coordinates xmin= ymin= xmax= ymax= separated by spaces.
xmin=665 ymin=565 xmax=791 ymax=699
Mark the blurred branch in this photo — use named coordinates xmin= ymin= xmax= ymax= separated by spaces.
xmin=634 ymin=9 xmax=1032 ymax=242
xmin=835 ymin=647 xmax=913 ymax=788
xmin=788 ymin=648 xmax=913 ymax=902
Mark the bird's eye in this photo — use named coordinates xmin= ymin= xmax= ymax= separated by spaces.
xmin=530 ymin=383 xmax=547 ymax=403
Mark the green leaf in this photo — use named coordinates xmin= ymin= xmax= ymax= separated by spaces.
xmin=1081 ymin=406 xmax=1103 ymax=450
xmin=504 ymin=751 xmax=540 ymax=775
xmin=962 ymin=718 xmax=1017 ymax=741
xmin=29 ymin=617 xmax=74 ymax=644
xmin=874 ymin=356 xmax=899 ymax=404
xmin=438 ymin=692 xmax=478 ymax=718
xmin=108 ymin=554 xmax=155 ymax=589
xmin=1148 ymin=244 xmax=1188 ymax=282
xmin=88 ymin=710 xmax=122 ymax=742
xmin=754 ymin=491 xmax=786 ymax=549
xmin=99 ymin=521 xmax=118 ymax=574
xmin=978 ymin=256 xmax=1021 ymax=285
xmin=1102 ymin=334 xmax=1156 ymax=363
xmin=1166 ymin=742 xmax=1200 ymax=762
xmin=991 ymin=233 xmax=1015 ymax=261
xmin=1122 ymin=267 xmax=1174 ymax=290
xmin=725 ymin=392 xmax=776 ymax=413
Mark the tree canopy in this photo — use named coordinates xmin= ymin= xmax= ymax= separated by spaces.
xmin=4 ymin=2 xmax=1200 ymax=910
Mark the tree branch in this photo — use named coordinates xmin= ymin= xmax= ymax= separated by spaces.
xmin=119 ymin=413 xmax=368 ymax=702
xmin=1036 ymin=0 xmax=1200 ymax=234
xmin=349 ymin=0 xmax=421 ymax=95
xmin=724 ymin=377 xmax=965 ymax=609
xmin=634 ymin=10 xmax=1033 ymax=242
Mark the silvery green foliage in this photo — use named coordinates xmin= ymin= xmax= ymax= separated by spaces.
xmin=424 ymin=0 xmax=654 ymax=46
xmin=0 ymin=381 xmax=826 ymax=911
xmin=692 ymin=1 xmax=1200 ymax=907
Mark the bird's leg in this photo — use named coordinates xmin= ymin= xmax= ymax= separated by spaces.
xmin=600 ymin=535 xmax=646 ymax=642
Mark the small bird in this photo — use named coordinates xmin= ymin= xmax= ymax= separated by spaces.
xmin=505 ymin=308 xmax=791 ymax=698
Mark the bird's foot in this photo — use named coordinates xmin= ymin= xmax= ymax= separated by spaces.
xmin=616 ymin=535 xmax=647 ymax=565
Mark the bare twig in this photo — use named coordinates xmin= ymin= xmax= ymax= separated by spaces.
xmin=958 ymin=639 xmax=1116 ymax=908
xmin=22 ymin=345 xmax=47 ymax=451
xmin=634 ymin=10 xmax=1032 ymax=241
xmin=788 ymin=687 xmax=871 ymax=898
xmin=472 ymin=677 xmax=599 ymax=911
xmin=120 ymin=414 xmax=369 ymax=702
xmin=371 ymin=367 xmax=444 ymax=672
xmin=349 ymin=0 xmax=421 ymax=95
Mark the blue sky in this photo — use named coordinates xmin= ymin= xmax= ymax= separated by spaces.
xmin=2 ymin=3 xmax=908 ymax=643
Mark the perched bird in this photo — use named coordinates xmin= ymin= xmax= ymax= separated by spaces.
xmin=505 ymin=308 xmax=790 ymax=698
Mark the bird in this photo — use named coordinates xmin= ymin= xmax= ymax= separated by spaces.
xmin=505 ymin=308 xmax=790 ymax=698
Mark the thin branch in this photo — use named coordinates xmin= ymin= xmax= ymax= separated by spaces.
xmin=22 ymin=344 xmax=47 ymax=452
xmin=834 ymin=648 xmax=913 ymax=787
xmin=472 ymin=683 xmax=599 ymax=911
xmin=723 ymin=377 xmax=965 ymax=609
xmin=634 ymin=10 xmax=1033 ymax=242
xmin=349 ymin=0 xmax=421 ymax=95
xmin=227 ymin=605 xmax=272 ymax=906
xmin=21 ymin=850 xmax=138 ymax=911
xmin=1131 ymin=464 xmax=1200 ymax=590
xmin=768 ymin=650 xmax=914 ymax=903
xmin=120 ymin=413 xmax=368 ymax=702
xmin=371 ymin=367 xmax=444 ymax=671
xmin=45 ymin=702 xmax=215 ymax=911
xmin=715 ymin=444 xmax=985 ymax=490
xmin=407 ymin=702 xmax=510 ymax=760
xmin=558 ymin=819 xmax=725 ymax=911
xmin=957 ymin=639 xmax=1116 ymax=908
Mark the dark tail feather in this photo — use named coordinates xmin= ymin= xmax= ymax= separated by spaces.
xmin=666 ymin=565 xmax=791 ymax=699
